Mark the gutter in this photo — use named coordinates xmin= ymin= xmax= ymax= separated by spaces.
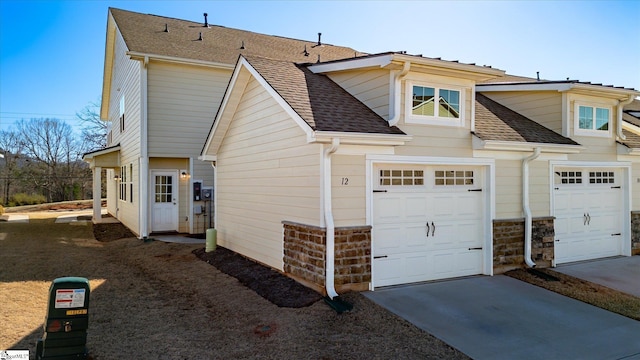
xmin=617 ymin=95 xmax=636 ymax=141
xmin=522 ymin=147 xmax=541 ymax=268
xmin=323 ymin=138 xmax=340 ymax=299
xmin=388 ymin=61 xmax=411 ymax=126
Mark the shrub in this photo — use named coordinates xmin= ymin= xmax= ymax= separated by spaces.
xmin=8 ymin=193 xmax=47 ymax=206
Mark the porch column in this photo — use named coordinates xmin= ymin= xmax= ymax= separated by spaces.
xmin=93 ymin=166 xmax=102 ymax=223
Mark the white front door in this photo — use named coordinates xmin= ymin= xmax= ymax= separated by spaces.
xmin=151 ymin=171 xmax=178 ymax=233
xmin=553 ymin=168 xmax=624 ymax=264
xmin=373 ymin=166 xmax=485 ymax=287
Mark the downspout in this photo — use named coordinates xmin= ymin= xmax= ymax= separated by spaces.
xmin=140 ymin=56 xmax=150 ymax=239
xmin=523 ymin=147 xmax=541 ymax=268
xmin=324 ymin=138 xmax=340 ymax=299
xmin=617 ymin=95 xmax=635 ymax=141
xmin=388 ymin=61 xmax=411 ymax=126
xmin=211 ymin=161 xmax=217 ymax=229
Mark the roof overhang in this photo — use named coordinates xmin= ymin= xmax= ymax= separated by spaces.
xmin=100 ymin=11 xmax=118 ymax=120
xmin=127 ymin=51 xmax=235 ymax=70
xmin=309 ymin=53 xmax=505 ymax=82
xmin=312 ymin=131 xmax=412 ymax=146
xmin=478 ymin=82 xmax=640 ymax=99
xmin=82 ymin=144 xmax=121 ymax=168
xmin=472 ymin=136 xmax=584 ymax=154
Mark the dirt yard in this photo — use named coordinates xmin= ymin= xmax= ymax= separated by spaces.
xmin=0 ymin=211 xmax=468 ymax=359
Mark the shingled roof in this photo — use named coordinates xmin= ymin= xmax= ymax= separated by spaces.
xmin=474 ymin=93 xmax=578 ymax=145
xmin=244 ymin=56 xmax=405 ymax=135
xmin=110 ymin=8 xmax=362 ymax=65
xmin=623 ymin=98 xmax=640 ymax=127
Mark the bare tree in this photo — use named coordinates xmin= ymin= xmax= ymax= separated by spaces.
xmin=16 ymin=118 xmax=90 ymax=202
xmin=77 ymin=100 xmax=107 ymax=151
xmin=0 ymin=130 xmax=24 ymax=204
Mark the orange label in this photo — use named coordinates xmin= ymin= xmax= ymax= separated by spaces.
xmin=65 ymin=309 xmax=88 ymax=315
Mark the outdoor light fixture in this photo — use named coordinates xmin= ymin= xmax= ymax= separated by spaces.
xmin=180 ymin=170 xmax=188 ymax=179
xmin=114 ymin=175 xmax=121 ymax=181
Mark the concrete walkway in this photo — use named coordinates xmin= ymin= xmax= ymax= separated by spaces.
xmin=554 ymin=256 xmax=640 ymax=298
xmin=365 ymin=276 xmax=640 ymax=360
xmin=152 ymin=234 xmax=205 ymax=244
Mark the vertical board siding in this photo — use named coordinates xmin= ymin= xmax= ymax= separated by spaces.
xmin=109 ymin=29 xmax=142 ymax=234
xmin=482 ymin=91 xmax=563 ymax=133
xmin=147 ymin=62 xmax=231 ymax=157
xmin=332 ymin=155 xmax=366 ymax=227
xmin=216 ymin=78 xmax=322 ymax=270
xmin=327 ymin=69 xmax=390 ymax=118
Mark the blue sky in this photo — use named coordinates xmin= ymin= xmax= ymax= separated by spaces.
xmin=1 ymin=0 xmax=639 ymax=133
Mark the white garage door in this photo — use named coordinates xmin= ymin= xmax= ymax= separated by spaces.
xmin=554 ymin=168 xmax=624 ymax=264
xmin=373 ymin=166 xmax=485 ymax=287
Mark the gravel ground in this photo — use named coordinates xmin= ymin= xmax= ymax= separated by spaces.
xmin=0 ymin=213 xmax=468 ymax=359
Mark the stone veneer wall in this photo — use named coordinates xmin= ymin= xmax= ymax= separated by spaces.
xmin=632 ymin=212 xmax=640 ymax=255
xmin=493 ymin=217 xmax=555 ymax=273
xmin=282 ymin=221 xmax=371 ymax=293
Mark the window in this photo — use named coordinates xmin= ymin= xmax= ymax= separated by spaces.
xmin=155 ymin=176 xmax=173 ymax=202
xmin=407 ymin=82 xmax=465 ymax=126
xmin=575 ymin=104 xmax=611 ymax=136
xmin=118 ymin=164 xmax=133 ymax=202
xmin=434 ymin=170 xmax=474 ymax=186
xmin=119 ymin=95 xmax=125 ymax=132
xmin=556 ymin=171 xmax=582 ymax=185
xmin=379 ymin=169 xmax=424 ymax=186
xmin=119 ymin=166 xmax=127 ymax=201
xmin=129 ymin=164 xmax=134 ymax=203
xmin=589 ymin=171 xmax=615 ymax=184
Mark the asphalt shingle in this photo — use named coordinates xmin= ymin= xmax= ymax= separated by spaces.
xmin=110 ymin=8 xmax=363 ymax=65
xmin=244 ymin=56 xmax=405 ymax=135
xmin=474 ymin=93 xmax=578 ymax=145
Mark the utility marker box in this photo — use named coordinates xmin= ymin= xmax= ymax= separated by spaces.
xmin=36 ymin=277 xmax=90 ymax=359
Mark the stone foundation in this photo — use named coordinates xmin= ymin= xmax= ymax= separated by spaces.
xmin=493 ymin=217 xmax=555 ymax=273
xmin=632 ymin=212 xmax=640 ymax=255
xmin=282 ymin=221 xmax=371 ymax=294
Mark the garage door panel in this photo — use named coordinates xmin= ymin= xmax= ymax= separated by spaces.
xmin=374 ymin=225 xmax=404 ymax=254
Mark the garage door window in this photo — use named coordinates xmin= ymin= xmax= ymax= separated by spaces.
xmin=379 ymin=169 xmax=424 ymax=186
xmin=556 ymin=171 xmax=582 ymax=185
xmin=435 ymin=170 xmax=474 ymax=186
xmin=589 ymin=171 xmax=614 ymax=184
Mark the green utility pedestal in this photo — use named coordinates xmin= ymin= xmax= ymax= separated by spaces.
xmin=36 ymin=277 xmax=90 ymax=359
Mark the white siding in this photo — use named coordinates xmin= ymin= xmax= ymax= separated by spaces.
xmin=147 ymin=62 xmax=231 ymax=157
xmin=482 ymin=91 xmax=563 ymax=133
xmin=332 ymin=155 xmax=366 ymax=226
xmin=327 ymin=69 xmax=390 ymax=118
xmin=216 ymin=78 xmax=322 ymax=270
xmin=108 ymin=29 xmax=142 ymax=234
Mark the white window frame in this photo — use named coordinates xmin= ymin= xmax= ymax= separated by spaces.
xmin=573 ymin=102 xmax=612 ymax=138
xmin=119 ymin=165 xmax=127 ymax=202
xmin=119 ymin=95 xmax=125 ymax=133
xmin=406 ymin=81 xmax=466 ymax=127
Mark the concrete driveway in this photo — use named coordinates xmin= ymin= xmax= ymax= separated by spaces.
xmin=364 ymin=275 xmax=640 ymax=360
xmin=554 ymin=256 xmax=640 ymax=297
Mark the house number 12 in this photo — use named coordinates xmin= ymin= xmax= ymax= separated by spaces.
xmin=341 ymin=177 xmax=349 ymax=185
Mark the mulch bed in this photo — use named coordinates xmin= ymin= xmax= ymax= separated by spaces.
xmin=193 ymin=247 xmax=323 ymax=308
xmin=506 ymin=267 xmax=640 ymax=321
xmin=93 ymin=222 xmax=136 ymax=242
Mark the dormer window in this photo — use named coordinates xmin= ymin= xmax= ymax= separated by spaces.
xmin=407 ymin=82 xmax=465 ymax=127
xmin=574 ymin=102 xmax=611 ymax=137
